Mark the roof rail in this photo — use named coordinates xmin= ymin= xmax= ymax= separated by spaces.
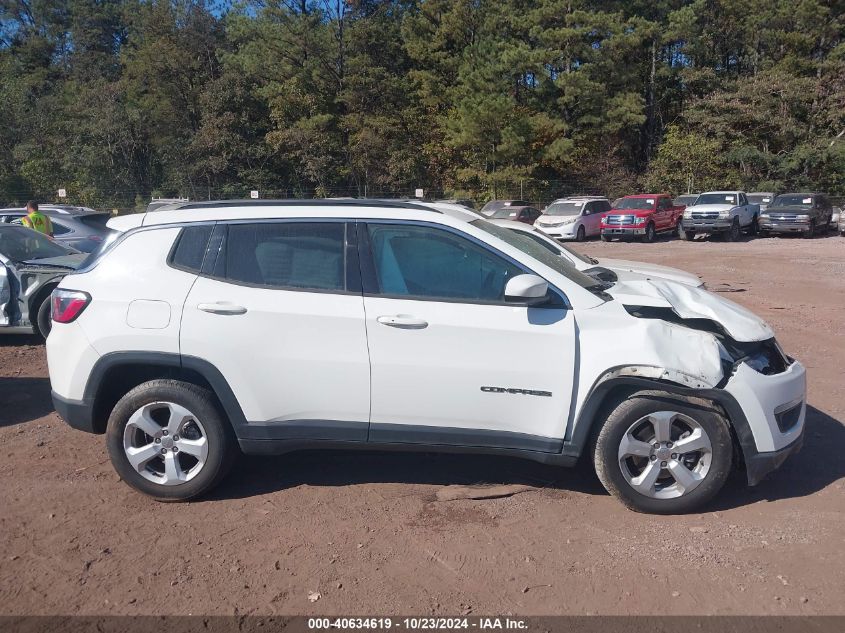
xmin=170 ymin=199 xmax=442 ymax=213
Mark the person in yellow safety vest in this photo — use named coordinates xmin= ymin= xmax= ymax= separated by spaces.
xmin=20 ymin=201 xmax=53 ymax=238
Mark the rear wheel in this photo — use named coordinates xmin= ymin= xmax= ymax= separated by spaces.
xmin=106 ymin=379 xmax=236 ymax=501
xmin=592 ymin=392 xmax=733 ymax=514
xmin=576 ymin=225 xmax=586 ymax=242
xmin=34 ymin=295 xmax=53 ymax=339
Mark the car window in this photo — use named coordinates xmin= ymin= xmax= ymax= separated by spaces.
xmin=367 ymin=224 xmax=523 ymax=303
xmin=51 ymin=221 xmax=72 ymax=235
xmin=169 ymin=225 xmax=213 ymax=273
xmin=213 ymin=222 xmax=346 ymax=291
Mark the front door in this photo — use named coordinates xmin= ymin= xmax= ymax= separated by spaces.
xmin=359 ymin=221 xmax=576 ymax=451
xmin=180 ymin=220 xmax=370 ymax=440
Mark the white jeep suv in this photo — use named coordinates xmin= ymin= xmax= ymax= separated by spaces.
xmin=47 ymin=200 xmax=806 ymax=513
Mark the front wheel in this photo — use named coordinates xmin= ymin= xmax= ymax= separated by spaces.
xmin=643 ymin=222 xmax=656 ymax=243
xmin=682 ymin=228 xmax=696 ymax=241
xmin=106 ymin=379 xmax=236 ymax=501
xmin=727 ymin=218 xmax=741 ymax=242
xmin=576 ymin=225 xmax=586 ymax=242
xmin=804 ymin=220 xmax=815 ymax=239
xmin=747 ymin=215 xmax=759 ymax=236
xmin=592 ymin=392 xmax=733 ymax=514
xmin=672 ymin=219 xmax=681 ymax=238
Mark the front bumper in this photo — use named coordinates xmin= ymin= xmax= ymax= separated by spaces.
xmin=601 ymin=226 xmax=646 ymax=237
xmin=760 ymin=219 xmax=810 ymax=233
xmin=682 ymin=219 xmax=732 ymax=232
xmin=536 ymin=223 xmax=578 ymax=239
xmin=723 ymin=359 xmax=806 ymax=484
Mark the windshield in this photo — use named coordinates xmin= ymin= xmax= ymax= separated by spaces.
xmin=543 ymin=201 xmax=583 ymax=216
xmin=0 ymin=225 xmax=76 ymax=261
xmin=516 ymin=227 xmax=598 ymax=265
xmin=748 ymin=194 xmax=773 ymax=205
xmin=613 ymin=197 xmax=656 ymax=211
xmin=488 ymin=208 xmax=525 ymax=219
xmin=771 ymin=194 xmax=814 ymax=209
xmin=470 ymin=220 xmax=606 ymax=293
xmin=695 ymin=193 xmax=737 ymax=206
xmin=480 ymin=200 xmax=528 ymax=213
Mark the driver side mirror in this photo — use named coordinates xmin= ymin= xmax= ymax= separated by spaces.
xmin=504 ymin=274 xmax=549 ymax=306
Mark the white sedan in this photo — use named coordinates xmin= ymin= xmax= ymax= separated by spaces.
xmin=491 ymin=219 xmax=703 ymax=288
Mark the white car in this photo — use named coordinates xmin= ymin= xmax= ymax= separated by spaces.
xmin=48 ymin=200 xmax=805 ymax=513
xmin=534 ymin=197 xmax=612 ymax=241
xmin=680 ymin=191 xmax=760 ymax=241
xmin=491 ymin=219 xmax=703 ymax=288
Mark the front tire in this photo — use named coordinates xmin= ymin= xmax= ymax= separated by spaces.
xmin=576 ymin=225 xmax=586 ymax=242
xmin=682 ymin=228 xmax=696 ymax=241
xmin=106 ymin=379 xmax=236 ymax=501
xmin=747 ymin=215 xmax=759 ymax=236
xmin=643 ymin=222 xmax=656 ymax=243
xmin=727 ymin=218 xmax=741 ymax=242
xmin=592 ymin=392 xmax=733 ymax=514
xmin=804 ymin=220 xmax=815 ymax=239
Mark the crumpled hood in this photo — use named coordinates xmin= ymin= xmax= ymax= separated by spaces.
xmin=598 ymin=257 xmax=702 ymax=288
xmin=687 ymin=203 xmax=734 ymax=213
xmin=606 ymin=278 xmax=774 ymax=342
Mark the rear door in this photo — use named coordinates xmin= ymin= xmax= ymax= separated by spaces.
xmin=359 ymin=220 xmax=576 ymax=449
xmin=180 ymin=220 xmax=371 ymax=440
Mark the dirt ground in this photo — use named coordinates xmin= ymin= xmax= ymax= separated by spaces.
xmin=1 ymin=232 xmax=843 ymax=617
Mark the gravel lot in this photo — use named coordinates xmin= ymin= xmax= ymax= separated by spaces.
xmin=1 ymin=233 xmax=843 ymax=616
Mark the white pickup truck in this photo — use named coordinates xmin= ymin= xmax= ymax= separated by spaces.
xmin=680 ymin=191 xmax=760 ymax=241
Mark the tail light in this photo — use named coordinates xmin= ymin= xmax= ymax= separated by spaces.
xmin=52 ymin=289 xmax=91 ymax=323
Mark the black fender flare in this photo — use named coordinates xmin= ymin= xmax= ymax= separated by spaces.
xmin=566 ymin=374 xmax=757 ymax=469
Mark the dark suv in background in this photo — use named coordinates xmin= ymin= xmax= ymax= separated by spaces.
xmin=759 ymin=193 xmax=834 ymax=238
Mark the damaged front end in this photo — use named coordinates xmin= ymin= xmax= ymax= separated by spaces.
xmin=1 ymin=258 xmax=82 ymax=333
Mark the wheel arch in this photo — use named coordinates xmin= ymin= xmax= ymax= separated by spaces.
xmin=85 ymin=352 xmax=247 ymax=434
xmin=567 ymin=373 xmax=755 ymax=470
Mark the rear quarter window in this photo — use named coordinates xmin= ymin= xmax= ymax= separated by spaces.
xmin=169 ymin=225 xmax=214 ymax=273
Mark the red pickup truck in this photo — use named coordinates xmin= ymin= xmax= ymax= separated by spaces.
xmin=600 ymin=194 xmax=685 ymax=242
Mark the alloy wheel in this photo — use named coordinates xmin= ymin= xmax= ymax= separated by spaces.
xmin=617 ymin=411 xmax=712 ymax=499
xmin=123 ymin=401 xmax=209 ymax=486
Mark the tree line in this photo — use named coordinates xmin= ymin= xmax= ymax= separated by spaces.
xmin=1 ymin=0 xmax=843 ymax=210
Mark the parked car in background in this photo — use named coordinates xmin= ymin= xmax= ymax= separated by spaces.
xmin=748 ymin=192 xmax=776 ymax=212
xmin=0 ymin=224 xmax=85 ymax=337
xmin=50 ymin=199 xmax=804 ymax=513
xmin=0 ymin=207 xmax=114 ymax=253
xmin=435 ymin=199 xmax=477 ymax=210
xmin=673 ymin=194 xmax=699 ymax=207
xmin=833 ymin=207 xmax=842 ymax=235
xmin=534 ymin=197 xmax=612 ymax=241
xmin=759 ymin=193 xmax=834 ymax=238
xmin=680 ymin=191 xmax=759 ymax=241
xmin=480 ymin=200 xmax=532 ymax=217
xmin=492 ymin=219 xmax=703 ymax=287
xmin=601 ymin=194 xmax=684 ymax=243
xmin=484 ymin=205 xmax=541 ymax=224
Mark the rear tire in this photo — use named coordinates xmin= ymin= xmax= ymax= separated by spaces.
xmin=106 ymin=379 xmax=237 ymax=501
xmin=34 ymin=295 xmax=53 ymax=339
xmin=592 ymin=392 xmax=733 ymax=514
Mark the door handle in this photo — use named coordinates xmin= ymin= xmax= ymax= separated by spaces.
xmin=376 ymin=315 xmax=428 ymax=329
xmin=197 ymin=302 xmax=248 ymax=315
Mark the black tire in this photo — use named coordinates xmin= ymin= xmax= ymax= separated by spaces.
xmin=804 ymin=220 xmax=815 ymax=239
xmin=759 ymin=230 xmax=770 ymax=238
xmin=747 ymin=215 xmax=758 ymax=236
xmin=682 ymin=229 xmax=696 ymax=241
xmin=592 ymin=391 xmax=733 ymax=514
xmin=672 ymin=219 xmax=681 ymax=238
xmin=576 ymin=225 xmax=586 ymax=242
xmin=106 ymin=379 xmax=237 ymax=501
xmin=34 ymin=295 xmax=53 ymax=339
xmin=727 ymin=218 xmax=741 ymax=242
xmin=643 ymin=222 xmax=656 ymax=243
